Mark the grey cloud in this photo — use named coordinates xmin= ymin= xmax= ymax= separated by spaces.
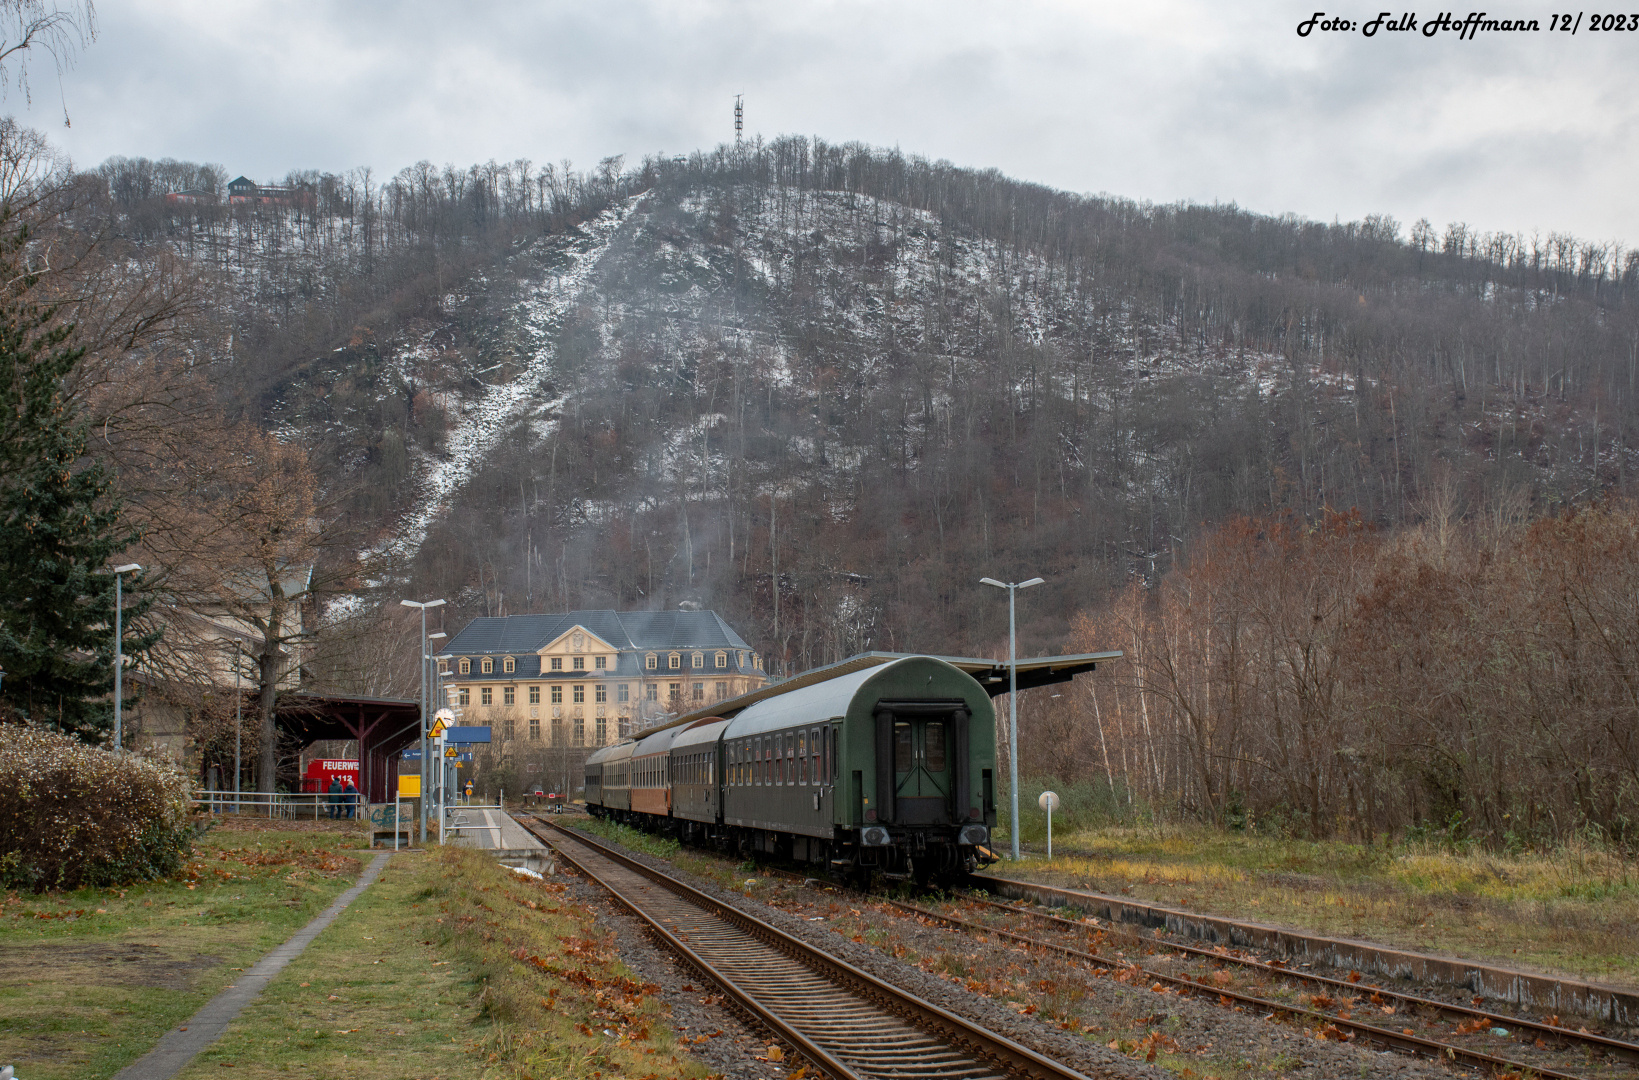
xmin=12 ymin=0 xmax=1635 ymax=242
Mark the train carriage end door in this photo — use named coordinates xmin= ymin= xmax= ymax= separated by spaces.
xmin=879 ymin=700 xmax=964 ymax=825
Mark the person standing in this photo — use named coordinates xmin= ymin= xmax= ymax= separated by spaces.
xmin=343 ymin=777 xmax=359 ymax=820
xmin=327 ymin=776 xmax=343 ymax=820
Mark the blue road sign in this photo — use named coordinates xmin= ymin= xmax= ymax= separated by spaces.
xmin=401 ymin=749 xmax=422 ymax=760
xmin=444 ymin=726 xmax=492 ymax=744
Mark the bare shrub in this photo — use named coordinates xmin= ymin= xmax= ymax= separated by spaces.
xmin=0 ymin=725 xmax=193 ymax=890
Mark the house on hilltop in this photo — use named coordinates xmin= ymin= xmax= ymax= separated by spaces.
xmin=226 ymin=175 xmax=315 ymax=209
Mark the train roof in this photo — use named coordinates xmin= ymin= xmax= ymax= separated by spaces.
xmin=591 ymin=740 xmax=636 ymax=766
xmin=671 ymin=716 xmax=730 ymax=750
xmin=723 ymin=656 xmax=987 ymax=739
xmin=631 ymin=648 xmax=1122 ymax=737
xmin=632 ymin=723 xmax=687 ymax=757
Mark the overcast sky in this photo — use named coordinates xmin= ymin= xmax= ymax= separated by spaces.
xmin=16 ymin=0 xmax=1637 ymax=244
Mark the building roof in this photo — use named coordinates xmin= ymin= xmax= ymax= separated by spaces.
xmin=445 ymin=609 xmax=753 ymax=657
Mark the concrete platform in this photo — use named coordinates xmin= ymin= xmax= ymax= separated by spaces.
xmin=447 ymin=808 xmax=554 ymax=873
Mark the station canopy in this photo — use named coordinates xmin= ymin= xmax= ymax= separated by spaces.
xmin=639 ymin=649 xmax=1123 ymax=737
xmin=275 ymin=693 xmax=421 ymax=803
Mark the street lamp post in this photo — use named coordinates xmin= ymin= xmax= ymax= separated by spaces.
xmin=980 ymin=575 xmax=1044 ymax=861
xmin=234 ymin=639 xmax=243 ymax=812
xmin=400 ymin=598 xmax=446 ymax=845
xmin=111 ymin=563 xmax=142 ymax=751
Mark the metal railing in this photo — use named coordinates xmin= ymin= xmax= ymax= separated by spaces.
xmin=193 ymin=789 xmax=389 ymax=822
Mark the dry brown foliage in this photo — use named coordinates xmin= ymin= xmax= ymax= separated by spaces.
xmin=0 ymin=726 xmax=193 ymax=889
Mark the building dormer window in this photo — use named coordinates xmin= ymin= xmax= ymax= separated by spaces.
xmin=715 ymin=651 xmax=727 ymax=668
xmin=692 ymin=652 xmax=704 ymax=669
xmin=595 ymin=655 xmax=607 ymax=669
xmin=459 ymin=657 xmax=471 ymax=675
xmin=551 ymin=656 xmax=563 ymax=671
xmin=645 ymin=653 xmax=657 ymax=670
xmin=503 ymin=656 xmax=516 ymax=673
xmin=669 ymin=653 xmax=680 ymax=670
xmin=481 ymin=657 xmax=494 ymax=674
xmin=438 ymin=658 xmax=451 ymax=675
xmin=753 ymin=653 xmax=762 ymax=670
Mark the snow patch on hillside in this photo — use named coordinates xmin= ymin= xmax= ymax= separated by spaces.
xmin=369 ymin=197 xmax=642 ymax=567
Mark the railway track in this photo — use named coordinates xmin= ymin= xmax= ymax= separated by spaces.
xmin=515 ymin=816 xmax=1122 ymax=1080
xmin=709 ymin=856 xmax=1638 ymax=1078
xmin=891 ymin=891 xmax=1639 ymax=1080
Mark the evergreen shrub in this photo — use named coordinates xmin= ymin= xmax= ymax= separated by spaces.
xmin=0 ymin=726 xmax=193 ymax=890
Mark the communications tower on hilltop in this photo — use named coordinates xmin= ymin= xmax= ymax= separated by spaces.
xmin=734 ymin=94 xmax=743 ymax=145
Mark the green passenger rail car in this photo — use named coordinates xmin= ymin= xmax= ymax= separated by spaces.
xmin=584 ymin=650 xmax=1116 ymax=887
xmin=721 ymin=655 xmax=996 ymax=885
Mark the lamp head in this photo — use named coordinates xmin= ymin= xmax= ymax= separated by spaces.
xmin=428 ymin=631 xmax=447 ymax=640
xmin=1019 ymin=577 xmax=1045 ymax=589
xmin=113 ymin=563 xmax=143 ymax=574
xmin=979 ymin=577 xmax=1007 ymax=589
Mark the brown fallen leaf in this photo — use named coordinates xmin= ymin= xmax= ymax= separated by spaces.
xmin=766 ymin=1044 xmax=784 ymax=1062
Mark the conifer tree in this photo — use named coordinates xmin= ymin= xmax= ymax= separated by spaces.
xmin=0 ymin=220 xmax=153 ymax=740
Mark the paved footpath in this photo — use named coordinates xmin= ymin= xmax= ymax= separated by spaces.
xmin=111 ymin=851 xmax=395 ymax=1080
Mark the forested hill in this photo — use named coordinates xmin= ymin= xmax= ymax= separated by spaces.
xmin=95 ymin=137 xmax=1639 ymax=674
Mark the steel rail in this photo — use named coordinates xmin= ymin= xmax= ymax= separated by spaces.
xmin=954 ymin=891 xmax=1639 ymax=1067
xmin=535 ymin=825 xmax=867 ymax=1080
xmin=889 ymin=898 xmax=1593 ymax=1080
xmin=523 ymin=818 xmax=1108 ymax=1080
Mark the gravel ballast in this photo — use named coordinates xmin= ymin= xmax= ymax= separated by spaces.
xmin=548 ymin=825 xmax=1490 ymax=1080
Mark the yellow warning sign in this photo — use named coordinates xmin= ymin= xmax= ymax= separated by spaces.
xmin=398 ymin=775 xmax=421 ymax=797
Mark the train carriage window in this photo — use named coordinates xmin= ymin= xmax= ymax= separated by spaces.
xmin=754 ymin=738 xmax=762 ymax=784
xmin=811 ymin=728 xmax=821 ymax=785
xmin=926 ymin=722 xmax=947 ymax=772
xmin=773 ymin=735 xmax=783 ymax=785
xmin=894 ymin=722 xmax=913 ymax=772
xmin=797 ymin=730 xmax=807 ymax=785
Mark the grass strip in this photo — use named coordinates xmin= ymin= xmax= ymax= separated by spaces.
xmin=0 ymin=821 xmax=370 ymax=1079
xmin=994 ymin=825 xmax=1639 ymax=986
xmin=174 ymin=845 xmax=715 ymax=1080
